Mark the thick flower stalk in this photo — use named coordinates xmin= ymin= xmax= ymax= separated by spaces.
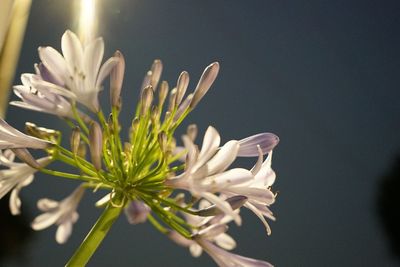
xmin=0 ymin=30 xmax=280 ymax=266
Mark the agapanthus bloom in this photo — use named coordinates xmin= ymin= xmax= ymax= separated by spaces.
xmin=31 ymin=185 xmax=85 ymax=244
xmin=4 ymin=30 xmax=280 ymax=266
xmin=0 ymin=149 xmax=51 ymax=215
xmin=36 ymin=30 xmax=119 ymax=112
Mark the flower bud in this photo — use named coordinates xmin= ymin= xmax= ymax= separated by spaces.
xmin=176 ymin=71 xmax=189 ymax=105
xmin=190 ymin=62 xmax=220 ymax=109
xmin=140 ymin=86 xmax=154 ymax=115
xmin=11 ymin=148 xmax=43 ymax=169
xmin=158 ymin=81 xmax=169 ymax=107
xmin=158 ymin=131 xmax=168 ymax=152
xmin=77 ymin=141 xmax=87 ymax=158
xmin=168 ymin=88 xmax=177 ymax=112
xmin=89 ymin=121 xmax=103 ymax=171
xmin=150 ymin=59 xmax=163 ymax=90
xmin=110 ymin=50 xmax=125 ymax=108
xmin=70 ymin=127 xmax=81 ymax=154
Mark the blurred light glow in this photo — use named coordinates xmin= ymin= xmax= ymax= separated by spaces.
xmin=78 ymin=0 xmax=97 ymax=43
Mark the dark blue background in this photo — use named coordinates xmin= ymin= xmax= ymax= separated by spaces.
xmin=2 ymin=0 xmax=400 ymax=266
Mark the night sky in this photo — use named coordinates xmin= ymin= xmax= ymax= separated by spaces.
xmin=2 ymin=1 xmax=400 ymax=266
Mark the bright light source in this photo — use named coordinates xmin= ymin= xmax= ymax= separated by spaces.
xmin=78 ymin=0 xmax=97 ymax=44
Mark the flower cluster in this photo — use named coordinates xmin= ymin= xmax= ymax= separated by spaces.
xmin=0 ymin=30 xmax=279 ymax=266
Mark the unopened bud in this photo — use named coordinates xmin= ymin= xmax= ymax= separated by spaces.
xmin=168 ymin=88 xmax=177 ymax=112
xmin=89 ymin=121 xmax=103 ymax=171
xmin=70 ymin=127 xmax=81 ymax=154
xmin=77 ymin=141 xmax=87 ymax=158
xmin=11 ymin=148 xmax=43 ymax=169
xmin=176 ymin=71 xmax=189 ymax=105
xmin=158 ymin=131 xmax=168 ymax=152
xmin=151 ymin=106 xmax=159 ymax=123
xmin=140 ymin=86 xmax=154 ymax=115
xmin=174 ymin=93 xmax=193 ymax=121
xmin=150 ymin=59 xmax=163 ymax=90
xmin=190 ymin=62 xmax=220 ymax=109
xmin=110 ymin=50 xmax=125 ymax=108
xmin=158 ymin=81 xmax=169 ymax=107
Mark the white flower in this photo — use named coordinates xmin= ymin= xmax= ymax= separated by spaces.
xmin=0 ymin=149 xmax=50 ymax=215
xmin=37 ymin=30 xmax=119 ymax=112
xmin=31 ymin=185 xmax=85 ymax=244
xmin=0 ymin=117 xmax=51 ymax=149
xmin=169 ymin=126 xmax=278 ymax=233
xmin=167 ymin=126 xmax=259 ymax=225
xmin=10 ymin=73 xmax=75 ymax=118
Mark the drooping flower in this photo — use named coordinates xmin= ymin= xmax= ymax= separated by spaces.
xmin=31 ymin=185 xmax=85 ymax=244
xmin=37 ymin=30 xmax=119 ymax=112
xmin=0 ymin=149 xmax=51 ymax=215
xmin=0 ymin=117 xmax=51 ymax=149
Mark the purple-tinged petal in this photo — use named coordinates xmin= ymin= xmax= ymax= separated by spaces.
xmin=237 ymin=133 xmax=279 ymax=157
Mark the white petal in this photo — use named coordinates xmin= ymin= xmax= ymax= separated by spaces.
xmin=37 ymin=198 xmax=59 ymax=211
xmin=96 ymin=57 xmax=119 ymax=88
xmin=9 ymin=187 xmax=22 ymax=215
xmin=84 ymin=37 xmax=104 ymax=88
xmin=201 ymin=168 xmax=254 ymax=191
xmin=196 ymin=140 xmax=239 ymax=176
xmin=255 ymin=152 xmax=276 ymax=187
xmin=56 ymin=221 xmax=73 ymax=244
xmin=9 ymin=101 xmax=48 ymax=114
xmin=201 ymin=192 xmax=241 ymax=226
xmin=194 ymin=126 xmax=220 ymax=170
xmin=245 ymin=202 xmax=272 ymax=235
xmin=95 ymin=193 xmax=111 ymax=207
xmin=38 ymin=46 xmax=69 ymax=85
xmin=31 ymin=78 xmax=77 ymax=100
xmin=31 ymin=211 xmax=60 ymax=230
xmin=215 ymin=233 xmax=236 ymax=250
xmin=189 ymin=243 xmax=203 ymax=257
xmin=249 ymin=147 xmax=262 ymax=178
xmin=61 ymin=30 xmax=83 ymax=76
xmin=228 ymin=187 xmax=275 ymax=205
xmin=167 ymin=231 xmax=194 ymax=247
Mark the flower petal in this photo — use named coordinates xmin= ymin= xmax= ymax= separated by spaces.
xmin=56 ymin=221 xmax=73 ymax=244
xmin=237 ymin=133 xmax=279 ymax=157
xmin=215 ymin=233 xmax=236 ymax=250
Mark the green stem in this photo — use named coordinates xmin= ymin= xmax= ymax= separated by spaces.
xmin=65 ymin=193 xmax=125 ymax=267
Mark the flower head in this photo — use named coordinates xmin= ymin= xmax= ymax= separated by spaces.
xmin=31 ymin=185 xmax=85 ymax=244
xmin=36 ymin=30 xmax=119 ymax=112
